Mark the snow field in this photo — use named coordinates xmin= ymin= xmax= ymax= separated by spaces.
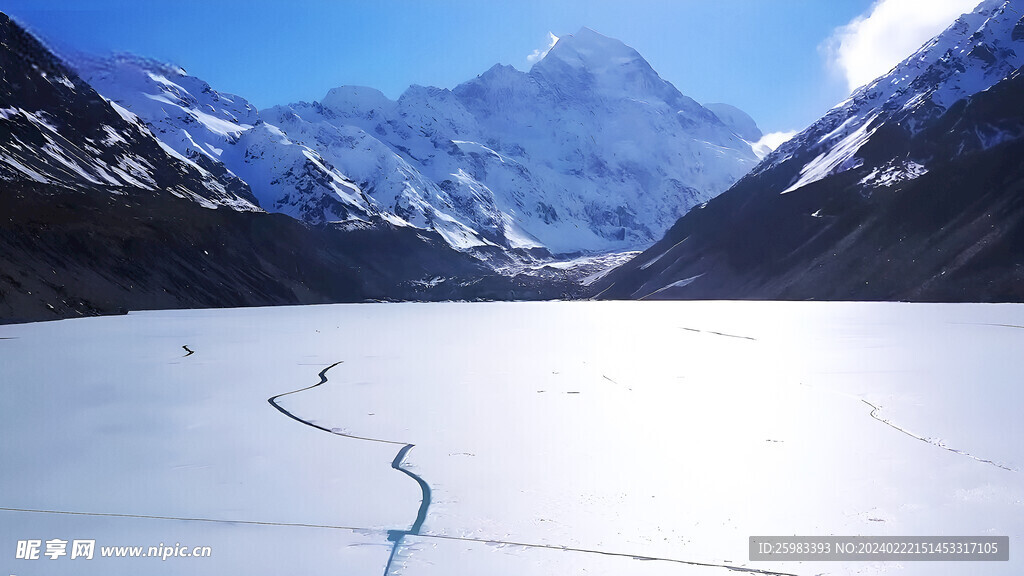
xmin=1 ymin=301 xmax=1021 ymax=575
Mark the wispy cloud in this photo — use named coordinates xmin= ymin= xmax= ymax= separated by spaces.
xmin=751 ymin=130 xmax=798 ymax=158
xmin=757 ymin=131 xmax=797 ymax=150
xmin=527 ymin=32 xmax=559 ymax=64
xmin=824 ymin=0 xmax=979 ymax=92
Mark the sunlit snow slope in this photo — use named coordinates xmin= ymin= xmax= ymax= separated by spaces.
xmin=0 ymin=15 xmax=260 ymax=210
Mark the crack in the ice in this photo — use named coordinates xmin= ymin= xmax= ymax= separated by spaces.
xmin=601 ymin=374 xmax=632 ymax=390
xmin=182 ymin=345 xmax=195 ymax=357
xmin=267 ymin=362 xmax=431 ymax=576
xmin=383 ymin=445 xmax=433 ymax=575
xmin=680 ymin=327 xmax=757 ymax=341
xmin=0 ymin=506 xmax=795 ymax=575
xmin=861 ymin=399 xmax=1017 ymax=472
xmin=402 ymin=534 xmax=799 ymax=575
xmin=0 ymin=506 xmax=369 ymax=531
xmin=982 ymin=323 xmax=1024 ymax=330
xmin=950 ymin=322 xmax=1024 ymax=330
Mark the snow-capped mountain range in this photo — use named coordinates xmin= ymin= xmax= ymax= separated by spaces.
xmin=9 ymin=0 xmax=1023 ymax=318
xmin=72 ymin=54 xmax=379 ymax=224
xmin=72 ymin=27 xmax=763 ymax=255
xmin=595 ymin=0 xmax=1024 ymax=301
xmin=0 ymin=12 xmax=544 ymax=324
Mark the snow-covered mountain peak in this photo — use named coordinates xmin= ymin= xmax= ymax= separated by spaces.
xmin=704 ymin=103 xmax=763 ymax=142
xmin=849 ymin=0 xmax=1019 ymax=109
xmin=760 ymin=0 xmax=1024 ymax=193
xmin=79 ymin=53 xmax=187 ymax=81
xmin=320 ymin=85 xmax=396 ymax=118
xmin=482 ymin=63 xmax=520 ymax=76
xmin=0 ymin=17 xmax=260 ymax=210
xmin=397 ymin=84 xmax=464 ymax=113
xmin=394 ymin=84 xmax=479 ymax=139
xmin=532 ymin=27 xmax=679 ymax=104
xmin=74 ymin=53 xmax=258 ymax=160
xmin=544 ymin=27 xmax=643 ymax=68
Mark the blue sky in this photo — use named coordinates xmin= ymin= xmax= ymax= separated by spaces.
xmin=1 ymin=0 xmax=979 ymax=137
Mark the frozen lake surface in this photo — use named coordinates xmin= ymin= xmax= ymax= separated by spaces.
xmin=1 ymin=301 xmax=1021 ymax=575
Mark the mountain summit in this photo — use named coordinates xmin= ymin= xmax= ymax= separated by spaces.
xmin=532 ymin=27 xmax=683 ymax=103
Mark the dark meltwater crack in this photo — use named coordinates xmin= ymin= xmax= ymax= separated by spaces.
xmin=267 ymin=362 xmax=431 ymax=575
xmin=862 ymin=399 xmax=1017 ymax=472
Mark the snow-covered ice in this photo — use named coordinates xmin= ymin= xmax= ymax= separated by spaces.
xmin=1 ymin=301 xmax=1021 ymax=575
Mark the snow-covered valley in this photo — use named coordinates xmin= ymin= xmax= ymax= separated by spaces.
xmin=1 ymin=301 xmax=1021 ymax=575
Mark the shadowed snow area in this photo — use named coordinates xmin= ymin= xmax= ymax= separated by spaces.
xmin=1 ymin=301 xmax=1021 ymax=575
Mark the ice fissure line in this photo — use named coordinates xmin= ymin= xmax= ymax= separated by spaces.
xmin=0 ymin=506 xmax=368 ymax=531
xmin=383 ymin=446 xmax=433 ymax=575
xmin=392 ymin=445 xmax=430 ymax=533
xmin=950 ymin=322 xmax=1024 ymax=330
xmin=861 ymin=399 xmax=1017 ymax=472
xmin=0 ymin=507 xmax=795 ymax=575
xmin=680 ymin=327 xmax=757 ymax=341
xmin=401 ymin=534 xmax=799 ymax=576
xmin=268 ymin=362 xmax=406 ymax=444
xmin=267 ymin=362 xmax=431 ymax=575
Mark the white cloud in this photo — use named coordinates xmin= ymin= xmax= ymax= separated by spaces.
xmin=757 ymin=131 xmax=797 ymax=150
xmin=527 ymin=32 xmax=559 ymax=64
xmin=825 ymin=0 xmax=980 ymax=92
xmin=752 ymin=130 xmax=798 ymax=158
